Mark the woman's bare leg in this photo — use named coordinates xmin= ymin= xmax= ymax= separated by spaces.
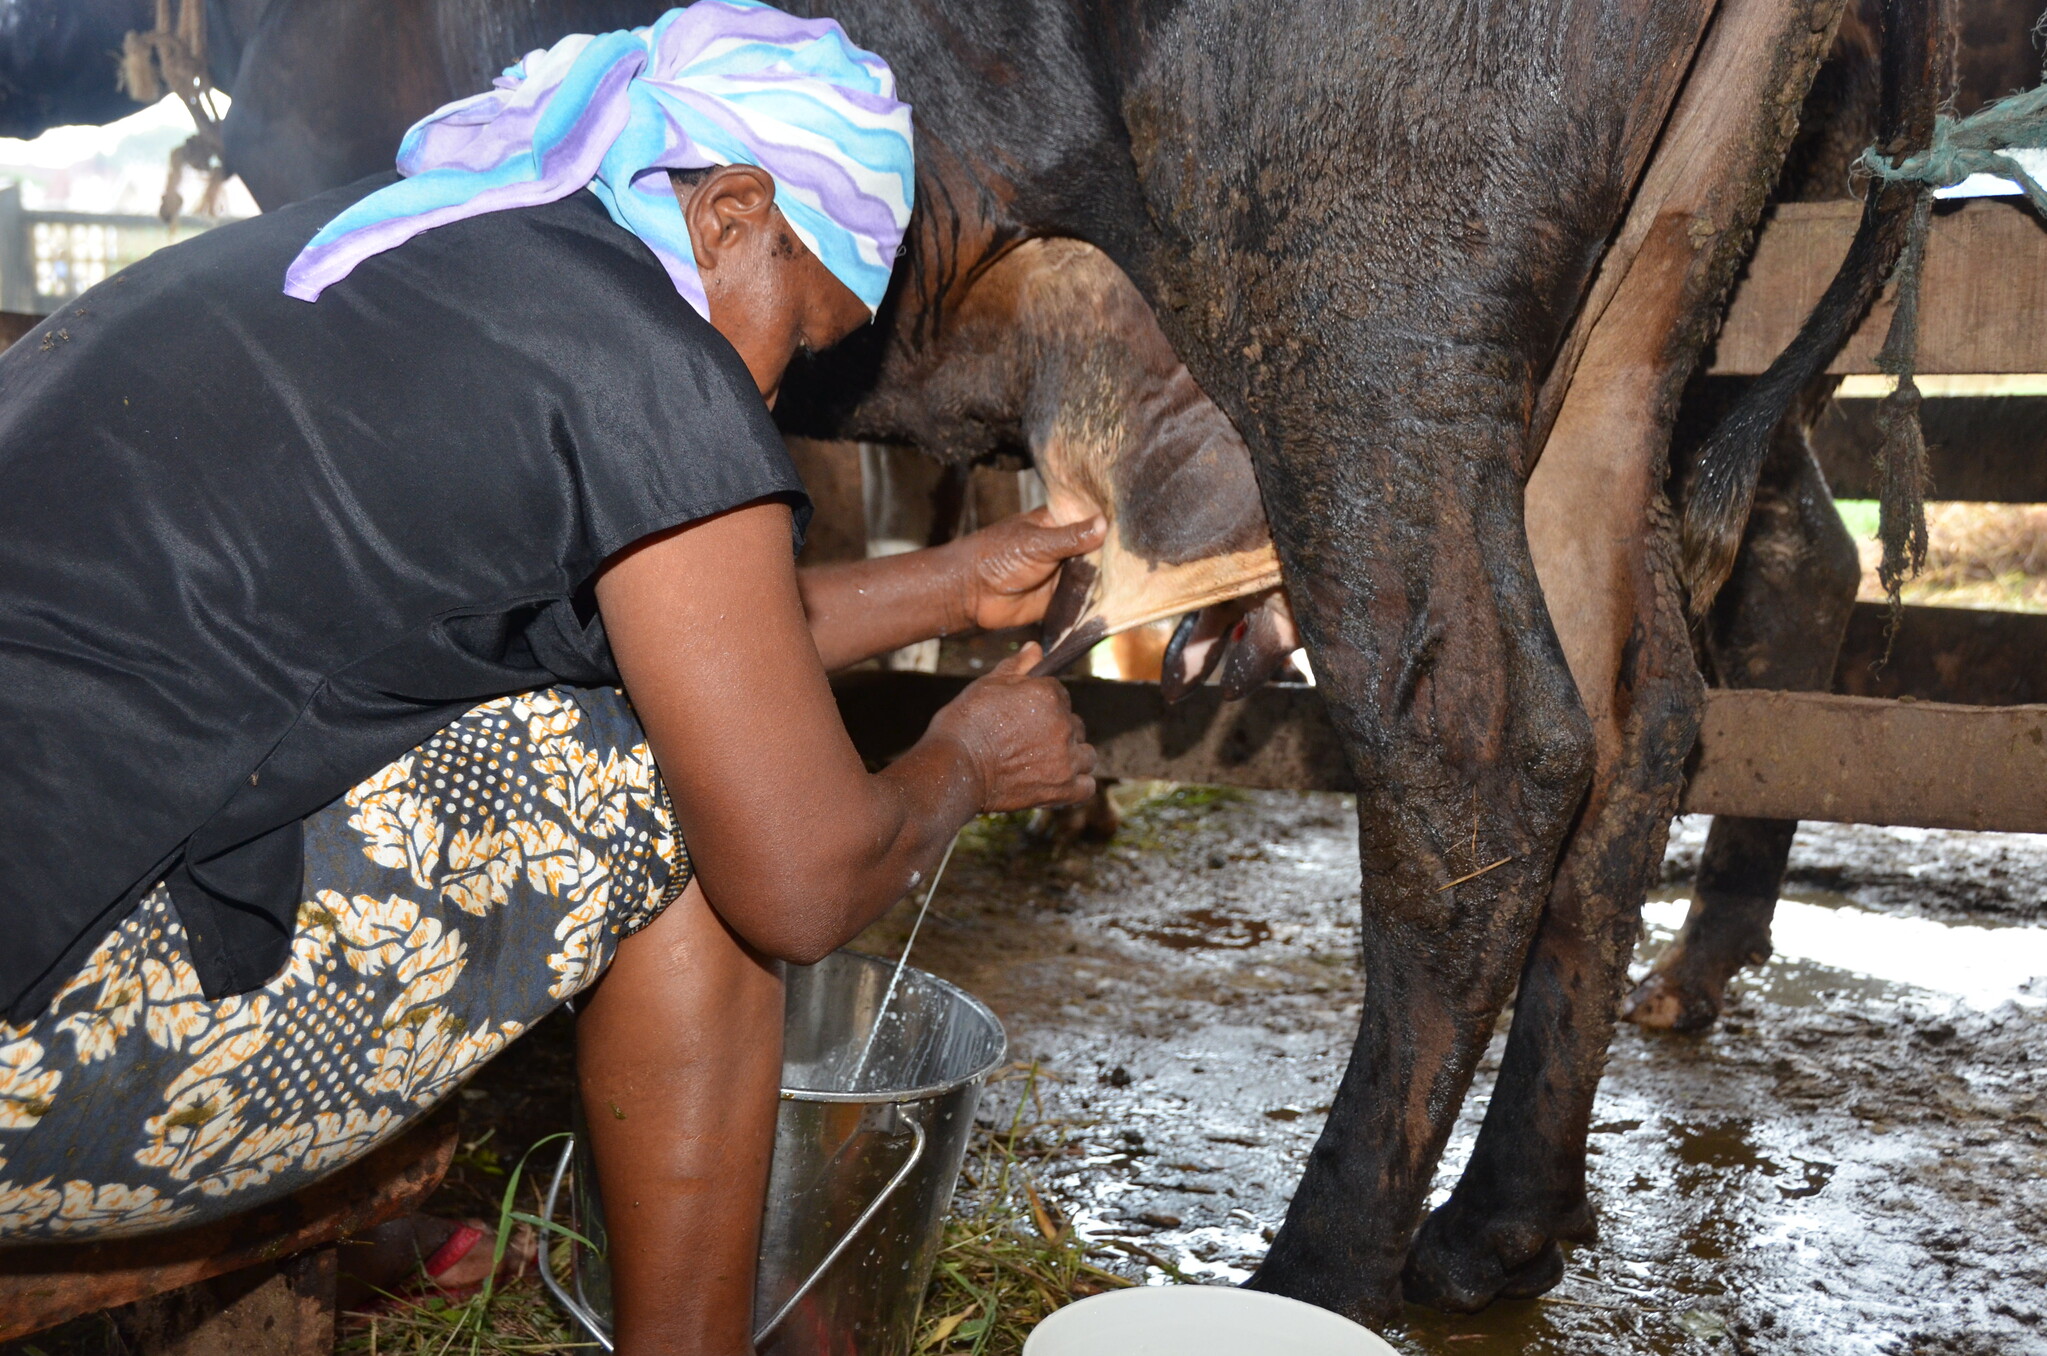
xmin=577 ymin=879 xmax=785 ymax=1356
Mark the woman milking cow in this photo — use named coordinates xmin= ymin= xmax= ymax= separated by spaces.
xmin=0 ymin=3 xmax=1103 ymax=1349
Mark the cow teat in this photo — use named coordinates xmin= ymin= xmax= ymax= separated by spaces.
xmin=1159 ymin=590 xmax=1303 ymax=700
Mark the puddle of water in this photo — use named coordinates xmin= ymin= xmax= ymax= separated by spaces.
xmin=1117 ymin=907 xmax=1273 ymax=950
xmin=1642 ymin=891 xmax=2047 ymax=1010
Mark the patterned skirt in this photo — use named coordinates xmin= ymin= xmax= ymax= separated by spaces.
xmin=0 ymin=686 xmax=684 ymax=1242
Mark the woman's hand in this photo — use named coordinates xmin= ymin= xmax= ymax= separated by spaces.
xmin=794 ymin=509 xmax=1105 ymax=671
xmin=602 ymin=501 xmax=1097 ymax=967
xmin=957 ymin=509 xmax=1107 ymax=632
xmin=927 ymin=642 xmax=1097 ymax=812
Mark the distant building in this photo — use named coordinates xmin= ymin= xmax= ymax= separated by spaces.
xmin=0 ymin=183 xmax=241 ymax=315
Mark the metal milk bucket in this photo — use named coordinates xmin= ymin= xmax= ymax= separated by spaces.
xmin=543 ymin=949 xmax=1007 ymax=1355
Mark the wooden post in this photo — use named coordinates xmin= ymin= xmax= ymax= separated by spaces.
xmin=1682 ymin=690 xmax=2047 ymax=831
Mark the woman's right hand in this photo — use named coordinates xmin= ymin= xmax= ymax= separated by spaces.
xmin=601 ymin=502 xmax=1092 ymax=966
xmin=928 ymin=643 xmax=1097 ymax=812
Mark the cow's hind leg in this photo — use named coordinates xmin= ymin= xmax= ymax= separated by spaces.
xmin=1625 ymin=388 xmax=1859 ymax=1031
xmin=1625 ymin=815 xmax=1792 ymax=1030
xmin=1242 ymin=425 xmax=1594 ymax=1326
xmin=1400 ymin=0 xmax=1848 ymax=1292
xmin=1403 ymin=498 xmax=1701 ymax=1310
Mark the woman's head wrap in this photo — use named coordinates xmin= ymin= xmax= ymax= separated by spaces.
xmin=283 ymin=0 xmax=914 ymax=318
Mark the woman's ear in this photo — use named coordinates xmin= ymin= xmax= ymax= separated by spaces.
xmin=680 ymin=165 xmax=779 ymax=273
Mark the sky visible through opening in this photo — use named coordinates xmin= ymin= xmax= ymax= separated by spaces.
xmin=0 ymin=94 xmax=257 ymax=217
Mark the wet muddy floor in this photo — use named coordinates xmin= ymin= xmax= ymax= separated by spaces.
xmin=850 ymin=790 xmax=2047 ymax=1356
xmin=24 ymin=787 xmax=2034 ymax=1355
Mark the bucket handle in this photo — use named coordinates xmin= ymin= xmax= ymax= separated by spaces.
xmin=539 ymin=1114 xmax=930 ymax=1351
xmin=753 ymin=1111 xmax=927 ymax=1345
xmin=540 ymin=1137 xmax=613 ymax=1351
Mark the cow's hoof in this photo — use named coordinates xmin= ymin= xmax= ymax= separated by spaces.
xmin=1621 ymin=967 xmax=1721 ymax=1032
xmin=1401 ymin=1201 xmax=1567 ymax=1313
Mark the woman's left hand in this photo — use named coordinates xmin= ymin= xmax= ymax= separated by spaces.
xmin=958 ymin=508 xmax=1107 ymax=631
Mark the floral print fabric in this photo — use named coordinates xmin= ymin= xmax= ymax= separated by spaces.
xmin=0 ymin=686 xmax=682 ymax=1241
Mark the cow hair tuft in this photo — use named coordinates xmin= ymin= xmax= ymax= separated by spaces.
xmin=1680 ymin=0 xmax=1947 ymax=618
xmin=1679 ymin=188 xmax=1912 ymax=614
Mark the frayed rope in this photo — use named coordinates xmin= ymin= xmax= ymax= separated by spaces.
xmin=1870 ymin=191 xmax=1930 ymax=652
xmin=1852 ymin=81 xmax=2047 ymax=631
xmin=1855 ymin=82 xmax=2047 ymax=212
xmin=119 ymin=0 xmax=228 ymax=224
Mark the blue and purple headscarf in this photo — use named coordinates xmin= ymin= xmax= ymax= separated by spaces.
xmin=283 ymin=0 xmax=915 ymax=319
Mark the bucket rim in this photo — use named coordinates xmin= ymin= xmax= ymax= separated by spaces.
xmin=1022 ymin=1284 xmax=1401 ymax=1354
xmin=778 ymin=949 xmax=1008 ymax=1104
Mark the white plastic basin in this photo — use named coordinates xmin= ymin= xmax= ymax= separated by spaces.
xmin=1023 ymin=1285 xmax=1400 ymax=1356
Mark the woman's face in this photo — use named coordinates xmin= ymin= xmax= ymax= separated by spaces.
xmin=678 ymin=166 xmax=872 ymax=408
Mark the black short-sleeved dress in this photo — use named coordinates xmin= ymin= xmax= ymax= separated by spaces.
xmin=0 ymin=175 xmax=808 ymax=1239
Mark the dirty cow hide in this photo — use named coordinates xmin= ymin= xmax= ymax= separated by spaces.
xmin=0 ymin=0 xmax=1951 ymax=1326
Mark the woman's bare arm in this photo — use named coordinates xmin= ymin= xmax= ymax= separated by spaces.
xmin=597 ymin=499 xmax=1094 ymax=964
xmin=796 ymin=510 xmax=1105 ymax=671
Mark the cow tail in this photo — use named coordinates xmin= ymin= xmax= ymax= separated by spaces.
xmin=1677 ymin=0 xmax=1947 ymax=616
